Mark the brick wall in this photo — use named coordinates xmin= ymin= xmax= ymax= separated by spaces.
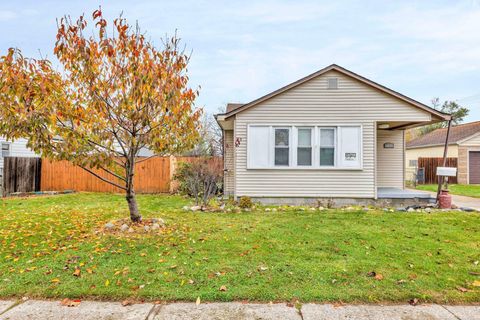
xmin=458 ymin=147 xmax=468 ymax=184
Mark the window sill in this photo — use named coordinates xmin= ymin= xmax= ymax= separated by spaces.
xmin=246 ymin=167 xmax=363 ymax=171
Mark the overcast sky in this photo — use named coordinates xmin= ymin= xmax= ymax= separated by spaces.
xmin=1 ymin=0 xmax=479 ymax=121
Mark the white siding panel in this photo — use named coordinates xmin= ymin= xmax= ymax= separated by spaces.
xmin=459 ymin=133 xmax=480 ymax=146
xmin=234 ymin=70 xmax=432 ymax=198
xmin=377 ymin=130 xmax=404 ymax=188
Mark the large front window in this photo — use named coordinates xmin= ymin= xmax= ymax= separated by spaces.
xmin=247 ymin=125 xmax=361 ymax=169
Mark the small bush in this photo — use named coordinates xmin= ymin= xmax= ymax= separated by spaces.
xmin=173 ymin=158 xmax=223 ymax=206
xmin=238 ymin=196 xmax=253 ymax=209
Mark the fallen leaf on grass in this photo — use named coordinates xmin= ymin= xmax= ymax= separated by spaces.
xmin=105 ymin=279 xmax=110 ymax=287
xmin=374 ymin=274 xmax=384 ymax=281
xmin=60 ymin=298 xmax=81 ymax=307
xmin=73 ymin=268 xmax=81 ymax=277
xmin=219 ymin=285 xmax=227 ymax=292
xmin=51 ymin=278 xmax=60 ymax=283
xmin=408 ymin=298 xmax=419 ymax=306
xmin=366 ymin=271 xmax=376 ymax=277
xmin=472 ymin=280 xmax=480 ymax=287
xmin=196 ymin=297 xmax=201 ymax=305
xmin=457 ymin=287 xmax=469 ymax=293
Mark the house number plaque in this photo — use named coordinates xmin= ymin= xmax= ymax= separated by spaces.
xmin=345 ymin=153 xmax=357 ymax=161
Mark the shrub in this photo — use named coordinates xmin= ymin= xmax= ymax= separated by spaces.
xmin=238 ymin=196 xmax=253 ymax=209
xmin=174 ymin=158 xmax=223 ymax=206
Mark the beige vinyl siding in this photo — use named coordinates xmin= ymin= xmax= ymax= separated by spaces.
xmin=458 ymin=134 xmax=480 ymax=184
xmin=459 ymin=133 xmax=480 ymax=146
xmin=223 ymin=130 xmax=234 ymax=195
xmin=405 ymin=145 xmax=458 ymax=180
xmin=234 ymin=70 xmax=432 ymax=198
xmin=376 ymin=129 xmax=404 ymax=188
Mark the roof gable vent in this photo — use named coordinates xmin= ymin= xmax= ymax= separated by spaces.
xmin=327 ymin=77 xmax=338 ymax=89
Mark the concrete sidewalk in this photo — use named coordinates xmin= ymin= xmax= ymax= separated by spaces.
xmin=1 ymin=300 xmax=479 ymax=320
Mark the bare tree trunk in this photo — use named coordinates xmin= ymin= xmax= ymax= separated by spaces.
xmin=125 ymin=153 xmax=142 ymax=222
xmin=126 ymin=189 xmax=141 ymax=222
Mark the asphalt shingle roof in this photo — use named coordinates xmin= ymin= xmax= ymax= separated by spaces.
xmin=406 ymin=121 xmax=480 ymax=148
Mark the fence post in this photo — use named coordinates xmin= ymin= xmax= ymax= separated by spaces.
xmin=169 ymin=155 xmax=177 ymax=193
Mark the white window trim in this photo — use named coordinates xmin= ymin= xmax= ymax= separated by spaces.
xmin=295 ymin=127 xmax=314 ymax=167
xmin=272 ymin=126 xmax=292 ymax=167
xmin=246 ymin=124 xmax=363 ymax=170
xmin=319 ymin=127 xmax=337 ymax=167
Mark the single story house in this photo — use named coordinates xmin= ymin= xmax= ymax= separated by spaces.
xmin=215 ymin=64 xmax=451 ymax=205
xmin=406 ymin=121 xmax=480 ymax=184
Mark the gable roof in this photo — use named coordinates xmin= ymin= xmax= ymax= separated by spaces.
xmin=218 ymin=64 xmax=451 ymax=121
xmin=226 ymin=103 xmax=244 ymax=113
xmin=406 ymin=121 xmax=480 ymax=148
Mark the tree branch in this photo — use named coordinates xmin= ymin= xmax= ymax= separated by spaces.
xmin=100 ymin=166 xmax=127 ymax=182
xmin=79 ymin=165 xmax=127 ymax=190
xmin=135 ymin=154 xmax=158 ymax=164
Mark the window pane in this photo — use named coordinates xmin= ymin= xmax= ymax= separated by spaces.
xmin=275 ymin=148 xmax=289 ymax=166
xmin=1 ymin=143 xmax=9 ymax=157
xmin=297 ymin=147 xmax=312 ymax=166
xmin=320 ymin=147 xmax=335 ymax=166
xmin=298 ymin=129 xmax=311 ymax=146
xmin=275 ymin=129 xmax=289 ymax=146
xmin=320 ymin=129 xmax=335 ymax=146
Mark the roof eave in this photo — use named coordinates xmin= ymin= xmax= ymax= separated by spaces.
xmin=406 ymin=142 xmax=458 ymax=150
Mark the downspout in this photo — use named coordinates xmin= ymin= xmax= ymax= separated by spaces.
xmin=436 ymin=119 xmax=453 ymax=201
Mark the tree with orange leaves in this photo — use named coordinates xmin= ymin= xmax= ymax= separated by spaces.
xmin=0 ymin=9 xmax=202 ymax=222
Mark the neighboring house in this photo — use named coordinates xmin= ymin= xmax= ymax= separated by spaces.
xmin=406 ymin=121 xmax=480 ymax=184
xmin=0 ymin=137 xmax=39 ymax=189
xmin=215 ymin=64 xmax=450 ymax=204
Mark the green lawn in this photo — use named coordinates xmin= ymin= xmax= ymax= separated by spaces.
xmin=1 ymin=193 xmax=479 ymax=304
xmin=417 ymin=184 xmax=480 ymax=198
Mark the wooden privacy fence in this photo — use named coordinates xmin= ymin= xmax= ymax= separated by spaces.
xmin=41 ymin=156 xmax=171 ymax=193
xmin=418 ymin=157 xmax=458 ymax=184
xmin=39 ymin=156 xmax=222 ymax=194
xmin=2 ymin=157 xmax=42 ymax=195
